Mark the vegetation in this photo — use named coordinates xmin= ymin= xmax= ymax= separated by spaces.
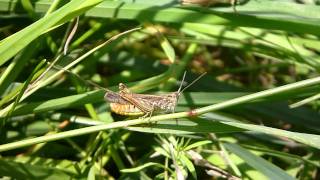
xmin=0 ymin=0 xmax=320 ymax=179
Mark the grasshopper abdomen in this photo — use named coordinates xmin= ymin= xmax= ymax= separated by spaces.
xmin=109 ymin=103 xmax=145 ymax=116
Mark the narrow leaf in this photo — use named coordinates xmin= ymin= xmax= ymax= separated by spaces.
xmin=224 ymin=143 xmax=295 ymax=180
xmin=121 ymin=162 xmax=165 ymax=173
xmin=180 ymin=154 xmax=197 ymax=180
xmin=221 ymin=121 xmax=320 ymax=149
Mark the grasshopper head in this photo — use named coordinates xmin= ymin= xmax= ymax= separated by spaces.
xmin=162 ymin=92 xmax=180 ymax=113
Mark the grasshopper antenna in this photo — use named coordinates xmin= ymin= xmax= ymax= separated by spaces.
xmin=177 ymin=71 xmax=187 ymax=93
xmin=179 ymin=72 xmax=207 ymax=94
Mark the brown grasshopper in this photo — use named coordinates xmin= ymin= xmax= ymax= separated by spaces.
xmin=48 ymin=63 xmax=205 ymax=118
xmin=104 ymin=72 xmax=206 ymax=118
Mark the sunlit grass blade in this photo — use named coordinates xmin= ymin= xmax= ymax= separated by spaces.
xmin=220 ymin=121 xmax=320 ymax=149
xmin=224 ymin=143 xmax=295 ymax=180
xmin=0 ymin=0 xmax=103 ymax=65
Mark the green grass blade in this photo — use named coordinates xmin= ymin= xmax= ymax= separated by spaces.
xmin=221 ymin=121 xmax=320 ymax=150
xmin=224 ymin=143 xmax=295 ymax=180
xmin=121 ymin=162 xmax=166 ymax=173
xmin=0 ymin=0 xmax=102 ymax=66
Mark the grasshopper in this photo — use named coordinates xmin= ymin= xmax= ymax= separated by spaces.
xmin=104 ymin=72 xmax=206 ymax=118
xmin=48 ymin=63 xmax=205 ymax=118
